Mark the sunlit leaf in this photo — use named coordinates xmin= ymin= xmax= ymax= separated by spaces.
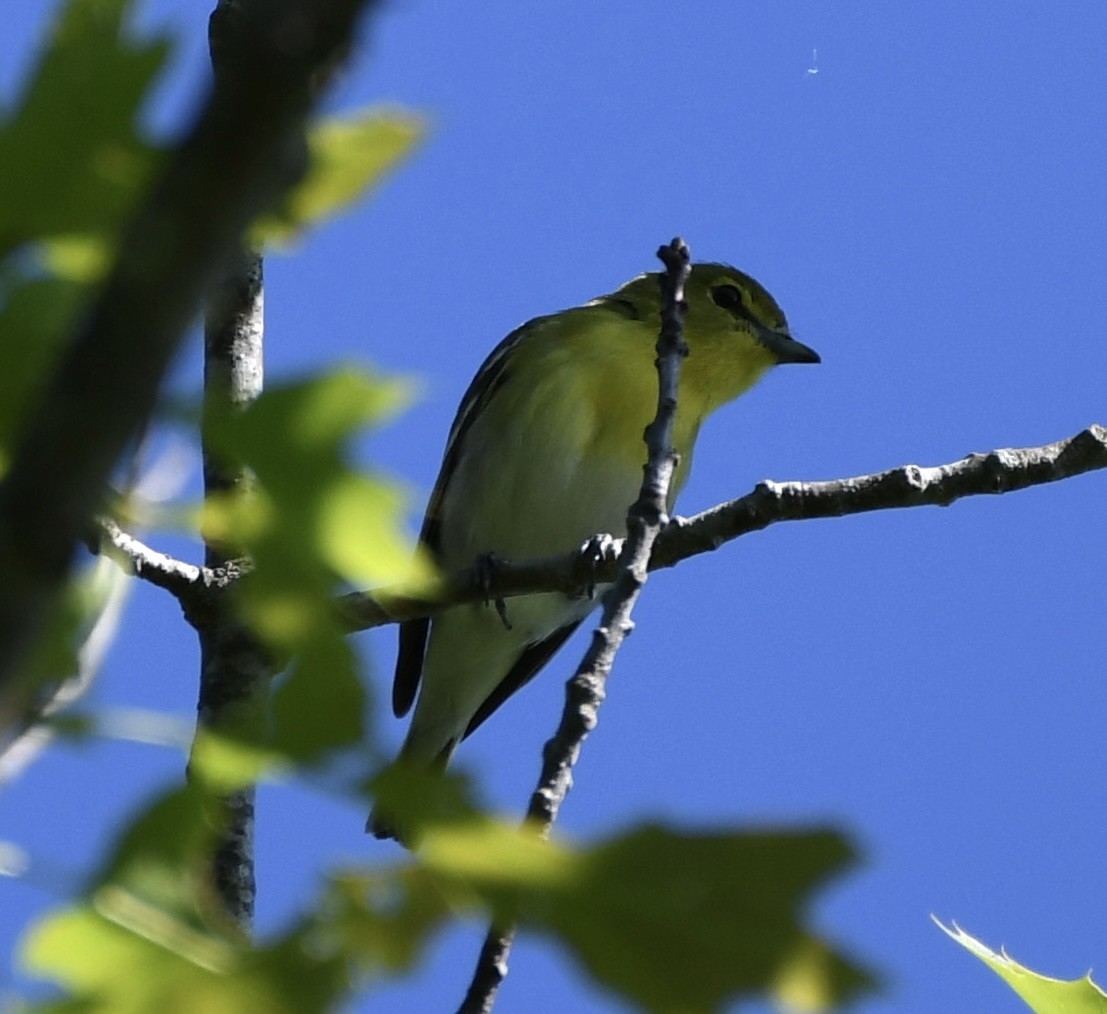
xmin=19 ymin=792 xmax=456 ymax=1011
xmin=938 ymin=920 xmax=1107 ymax=1013
xmin=189 ymin=728 xmax=292 ymax=794
xmin=202 ymin=368 xmax=430 ymax=600
xmin=252 ymin=110 xmax=423 ymax=248
xmin=0 ymin=0 xmax=167 ymax=250
xmin=23 ymin=905 xmax=236 ymax=1012
xmin=317 ymin=471 xmax=423 ymax=587
xmin=40 ymin=233 xmax=115 ymax=282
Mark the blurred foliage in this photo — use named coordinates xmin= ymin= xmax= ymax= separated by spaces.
xmin=201 ymin=369 xmax=433 ymax=764
xmin=416 ymin=819 xmax=874 ymax=1012
xmin=939 ymin=922 xmax=1107 ymax=1014
xmin=252 ymin=111 xmax=424 ymax=250
xmin=0 ymin=0 xmax=167 ymax=256
xmin=3 ymin=2 xmax=875 ymax=1012
xmin=22 ymin=779 xmax=871 ymax=1013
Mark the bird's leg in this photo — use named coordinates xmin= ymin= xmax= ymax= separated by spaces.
xmin=579 ymin=533 xmax=620 ymax=600
xmin=476 ymin=552 xmax=512 ymax=630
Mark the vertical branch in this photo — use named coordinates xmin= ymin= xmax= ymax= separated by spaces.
xmin=191 ymin=0 xmax=270 ymax=935
xmin=193 ymin=0 xmax=361 ymax=933
xmin=457 ymin=239 xmax=693 ymax=1014
xmin=195 ymin=247 xmax=268 ymax=933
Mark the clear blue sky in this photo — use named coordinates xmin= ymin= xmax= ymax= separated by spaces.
xmin=4 ymin=2 xmax=1107 ymax=1011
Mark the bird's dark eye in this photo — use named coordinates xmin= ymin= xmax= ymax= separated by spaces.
xmin=711 ymin=284 xmax=744 ymax=311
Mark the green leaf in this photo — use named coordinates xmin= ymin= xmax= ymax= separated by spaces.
xmin=417 ymin=821 xmax=875 ymax=1013
xmin=368 ymin=764 xmax=483 ymax=844
xmin=90 ymin=785 xmax=223 ymax=929
xmin=270 ymin=628 xmax=366 ymax=763
xmin=0 ymin=0 xmax=168 ymax=251
xmin=202 ymin=368 xmax=430 ymax=606
xmin=188 ymin=728 xmax=292 ymax=794
xmin=19 ymin=790 xmax=455 ymax=1011
xmin=22 ymin=906 xmax=239 ymax=1013
xmin=249 ymin=866 xmax=453 ymax=995
xmin=252 ymin=110 xmax=423 ymax=248
xmin=199 ymin=369 xmax=430 ymax=763
xmin=938 ymin=920 xmax=1107 ymax=1013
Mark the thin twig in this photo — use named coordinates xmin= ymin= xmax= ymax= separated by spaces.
xmin=96 ymin=516 xmax=208 ymax=597
xmin=456 ymin=238 xmax=693 ymax=1014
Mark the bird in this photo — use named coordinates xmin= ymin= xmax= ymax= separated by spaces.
xmin=369 ymin=261 xmax=819 ymax=839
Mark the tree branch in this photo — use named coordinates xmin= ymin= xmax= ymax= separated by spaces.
xmin=95 ymin=516 xmax=209 ymax=599
xmin=457 ymin=238 xmax=693 ymax=1014
xmin=96 ymin=423 xmax=1106 ymax=637
xmin=0 ymin=0 xmax=378 ymax=733
xmin=340 ymin=423 xmax=1107 ymax=632
xmin=193 ymin=238 xmax=268 ymax=934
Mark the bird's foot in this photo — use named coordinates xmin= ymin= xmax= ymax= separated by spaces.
xmin=579 ymin=533 xmax=620 ymax=599
xmin=476 ymin=552 xmax=512 ymax=630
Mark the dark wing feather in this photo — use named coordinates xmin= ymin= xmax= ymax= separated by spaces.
xmin=391 ymin=318 xmax=543 ymax=718
xmin=462 ymin=620 xmax=583 ymax=739
xmin=392 ymin=619 xmax=430 ymax=716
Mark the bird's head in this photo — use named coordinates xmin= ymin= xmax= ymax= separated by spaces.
xmin=609 ymin=262 xmax=820 ymax=413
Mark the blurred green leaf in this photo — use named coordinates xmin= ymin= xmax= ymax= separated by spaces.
xmin=270 ymin=627 xmax=366 ymax=763
xmin=203 ymin=368 xmax=430 ymax=611
xmin=19 ymin=785 xmax=455 ymax=1012
xmin=312 ymin=866 xmax=451 ymax=977
xmin=21 ymin=770 xmax=870 ymax=1013
xmin=415 ymin=821 xmax=875 ymax=1013
xmin=252 ymin=110 xmax=423 ymax=248
xmin=189 ymin=728 xmax=292 ymax=795
xmin=91 ymin=786 xmax=222 ymax=929
xmin=938 ymin=920 xmax=1107 ymax=1013
xmin=23 ymin=905 xmax=238 ymax=1013
xmin=0 ymin=0 xmax=168 ymax=252
xmin=200 ymin=369 xmax=430 ymax=763
xmin=368 ymin=763 xmax=485 ymax=845
xmin=40 ymin=233 xmax=116 ymax=282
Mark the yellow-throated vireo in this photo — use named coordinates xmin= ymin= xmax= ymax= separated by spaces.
xmin=370 ymin=261 xmax=819 ymax=839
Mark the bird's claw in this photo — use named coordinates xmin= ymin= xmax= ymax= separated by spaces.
xmin=580 ymin=534 xmax=619 ymax=599
xmin=476 ymin=552 xmax=512 ymax=630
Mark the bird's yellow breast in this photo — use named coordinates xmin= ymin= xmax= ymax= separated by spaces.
xmin=435 ymin=304 xmax=774 ymax=569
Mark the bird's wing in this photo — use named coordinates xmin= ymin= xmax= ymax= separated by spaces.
xmin=391 ymin=318 xmax=543 ymax=718
xmin=462 ymin=618 xmax=583 ymax=739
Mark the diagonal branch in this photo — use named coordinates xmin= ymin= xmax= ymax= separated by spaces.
xmin=664 ymin=423 xmax=1107 ymax=557
xmin=95 ymin=515 xmax=209 ymax=599
xmin=97 ymin=424 xmax=1107 ymax=635
xmin=340 ymin=423 xmax=1107 ymax=632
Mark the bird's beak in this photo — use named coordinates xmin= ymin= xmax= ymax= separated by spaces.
xmin=756 ymin=327 xmax=821 ymax=365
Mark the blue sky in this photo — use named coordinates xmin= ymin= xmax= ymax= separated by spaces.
xmin=4 ymin=2 xmax=1107 ymax=1011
